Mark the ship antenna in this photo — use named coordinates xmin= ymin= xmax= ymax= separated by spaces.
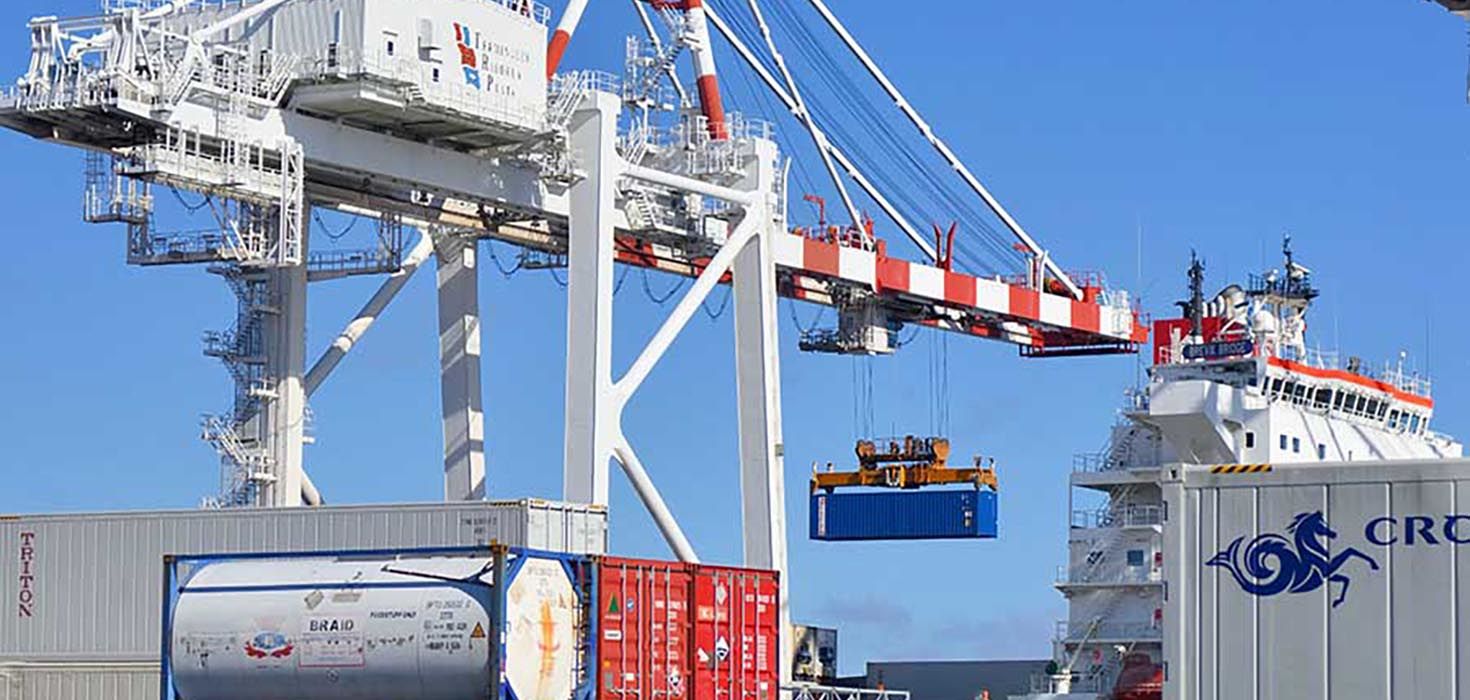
xmin=1176 ymin=251 xmax=1206 ymax=339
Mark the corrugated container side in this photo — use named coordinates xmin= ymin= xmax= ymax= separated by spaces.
xmin=0 ymin=500 xmax=606 ymax=665
xmin=809 ymin=489 xmax=997 ymax=540
xmin=0 ymin=663 xmax=154 ymax=700
xmin=1161 ymin=460 xmax=1470 ymax=700
xmin=690 ymin=564 xmax=779 ymax=700
xmin=595 ymin=558 xmax=779 ymax=700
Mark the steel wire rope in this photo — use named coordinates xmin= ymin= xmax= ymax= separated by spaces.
xmin=797 ymin=70 xmax=1016 ymax=272
xmin=807 ymin=100 xmax=1005 ymax=274
xmin=792 ymin=64 xmax=1013 ymax=272
xmin=728 ymin=0 xmax=996 ymax=269
xmin=767 ymin=2 xmax=1027 ymax=272
xmin=714 ymin=0 xmax=821 ymax=200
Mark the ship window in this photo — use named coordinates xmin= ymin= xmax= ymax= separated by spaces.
xmin=1280 ymin=434 xmax=1288 ymax=450
xmin=332 ymin=10 xmax=342 ymax=44
xmin=432 ymin=67 xmax=441 ymax=82
xmin=1314 ymin=388 xmax=1332 ymax=409
xmin=1333 ymin=392 xmax=1346 ymax=410
xmin=1292 ymin=437 xmax=1301 ymax=453
xmin=1245 ymin=432 xmax=1256 ymax=448
xmin=1270 ymin=378 xmax=1283 ymax=395
xmin=1365 ymin=400 xmax=1380 ymax=418
xmin=1378 ymin=403 xmax=1389 ymax=419
xmin=1294 ymin=384 xmax=1308 ymax=401
xmin=386 ymin=39 xmax=396 ymax=56
xmin=1388 ymin=410 xmax=1400 ymax=429
xmin=1356 ymin=396 xmax=1368 ymax=413
xmin=1318 ymin=444 xmax=1326 ymax=459
xmin=1127 ymin=549 xmax=1145 ymax=567
xmin=1410 ymin=415 xmax=1422 ymax=434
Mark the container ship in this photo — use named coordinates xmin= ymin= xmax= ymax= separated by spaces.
xmin=1018 ymin=239 xmax=1464 ymax=700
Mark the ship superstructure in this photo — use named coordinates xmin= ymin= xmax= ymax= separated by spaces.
xmin=1019 ymin=239 xmax=1462 ymax=700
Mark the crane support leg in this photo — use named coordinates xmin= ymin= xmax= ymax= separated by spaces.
xmin=262 ymin=237 xmax=309 ymax=507
xmin=730 ymin=142 xmax=792 ymax=686
xmin=563 ymin=92 xmax=621 ymax=507
xmin=435 ymin=230 xmax=487 ymax=501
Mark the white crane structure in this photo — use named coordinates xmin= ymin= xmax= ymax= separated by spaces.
xmin=0 ymin=0 xmax=1146 ymax=679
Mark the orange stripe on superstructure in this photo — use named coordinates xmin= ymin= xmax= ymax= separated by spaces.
xmin=1008 ymin=286 xmax=1040 ymax=320
xmin=943 ymin=271 xmax=975 ymax=307
xmin=876 ymin=256 xmax=909 ymax=293
xmin=1070 ymin=300 xmax=1101 ymax=334
xmin=1268 ymin=357 xmax=1433 ymax=409
xmin=802 ymin=238 xmax=840 ymax=277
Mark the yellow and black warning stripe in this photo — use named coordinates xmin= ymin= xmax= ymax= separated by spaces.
xmin=1210 ymin=463 xmax=1273 ymax=474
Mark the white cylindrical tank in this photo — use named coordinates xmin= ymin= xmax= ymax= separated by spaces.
xmin=167 ymin=551 xmax=584 ymax=700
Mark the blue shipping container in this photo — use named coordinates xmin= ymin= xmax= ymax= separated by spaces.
xmin=809 ymin=488 xmax=998 ymax=541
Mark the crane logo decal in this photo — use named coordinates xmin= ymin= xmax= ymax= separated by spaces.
xmin=454 ymin=23 xmax=488 ymax=90
xmin=1206 ymin=511 xmax=1378 ymax=608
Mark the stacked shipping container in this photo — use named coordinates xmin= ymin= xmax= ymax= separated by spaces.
xmin=154 ymin=549 xmax=779 ymax=700
xmin=595 ymin=558 xmax=779 ymax=700
xmin=1 ymin=500 xmax=607 ymax=700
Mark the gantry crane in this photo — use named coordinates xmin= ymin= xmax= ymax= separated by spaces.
xmin=0 ymin=0 xmax=1145 ymax=682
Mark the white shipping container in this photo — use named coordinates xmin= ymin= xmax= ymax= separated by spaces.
xmin=1 ymin=500 xmax=605 ymax=664
xmin=1162 ymin=459 xmax=1470 ymax=699
xmin=0 ymin=663 xmax=154 ymax=700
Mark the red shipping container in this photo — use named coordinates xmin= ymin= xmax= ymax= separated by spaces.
xmin=596 ymin=557 xmax=779 ymax=700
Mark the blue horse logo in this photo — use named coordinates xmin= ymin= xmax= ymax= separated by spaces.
xmin=1206 ymin=511 xmax=1378 ymax=608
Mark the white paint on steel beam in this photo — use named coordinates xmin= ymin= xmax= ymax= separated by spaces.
xmin=770 ymin=232 xmax=804 ymax=267
xmin=435 ymin=231 xmax=487 ymax=502
xmin=1039 ymin=292 xmax=1071 ymax=328
xmin=907 ymin=263 xmax=944 ymax=300
xmin=612 ymin=437 xmax=699 ymax=563
xmin=563 ymin=93 xmax=621 ymax=507
xmin=976 ymin=277 xmax=1009 ymax=315
xmin=836 ymin=246 xmax=875 ymax=288
xmin=305 ymin=228 xmax=433 ymax=397
xmin=613 ymin=218 xmax=760 ymax=406
xmin=732 ymin=137 xmax=792 ymax=687
xmin=262 ymin=236 xmax=309 ymax=507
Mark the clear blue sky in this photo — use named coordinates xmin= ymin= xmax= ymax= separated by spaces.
xmin=2 ymin=0 xmax=1468 ymax=674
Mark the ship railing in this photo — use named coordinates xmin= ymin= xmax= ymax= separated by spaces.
xmin=1027 ymin=673 xmax=1103 ymax=694
xmin=1070 ymin=505 xmax=1163 ymax=529
xmin=1055 ymin=565 xmax=1162 ymax=586
xmin=1380 ymin=363 xmax=1432 ymax=398
xmin=785 ymin=685 xmax=909 ymax=700
xmin=1071 ymin=452 xmax=1150 ymax=473
xmin=1054 ymin=620 xmax=1161 ymax=642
